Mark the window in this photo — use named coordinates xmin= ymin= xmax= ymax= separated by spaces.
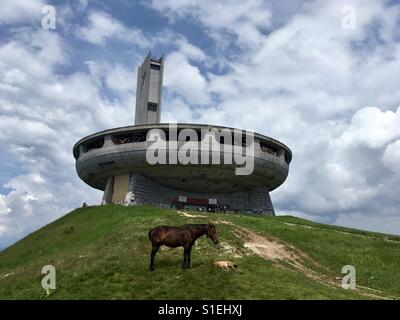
xmin=86 ymin=138 xmax=104 ymax=151
xmin=147 ymin=102 xmax=158 ymax=112
xmin=260 ymin=141 xmax=278 ymax=156
xmin=150 ymin=63 xmax=161 ymax=70
xmin=113 ymin=132 xmax=146 ymax=144
xmin=97 ymin=160 xmax=115 ymax=169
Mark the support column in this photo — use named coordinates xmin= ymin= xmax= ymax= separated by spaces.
xmin=101 ymin=176 xmax=114 ymax=205
xmin=246 ymin=188 xmax=275 ymax=215
xmin=123 ymin=174 xmax=134 ymax=205
xmin=265 ymin=191 xmax=275 ymax=216
xmin=103 ymin=134 xmax=114 ymax=147
xmin=79 ymin=144 xmax=86 ymax=158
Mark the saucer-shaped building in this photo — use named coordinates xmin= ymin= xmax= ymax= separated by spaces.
xmin=73 ymin=53 xmax=292 ymax=215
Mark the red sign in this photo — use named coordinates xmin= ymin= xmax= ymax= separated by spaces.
xmin=172 ymin=196 xmax=217 ymax=206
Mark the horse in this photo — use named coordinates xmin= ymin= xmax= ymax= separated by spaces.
xmin=148 ymin=223 xmax=219 ymax=271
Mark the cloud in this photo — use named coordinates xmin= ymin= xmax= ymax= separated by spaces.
xmin=164 ymin=51 xmax=209 ymax=105
xmin=0 ymin=173 xmax=72 ymax=244
xmin=0 ymin=195 xmax=11 ymax=216
xmin=382 ymin=140 xmax=400 ymax=175
xmin=0 ymin=25 xmax=137 ymax=246
xmin=0 ymin=0 xmax=44 ymax=25
xmin=340 ymin=106 xmax=400 ymax=148
xmin=0 ymin=29 xmax=64 ymax=82
xmin=333 ymin=212 xmax=400 ymax=235
xmin=150 ymin=0 xmax=272 ymax=49
xmin=85 ymin=60 xmax=137 ymax=95
xmin=76 ymin=11 xmax=150 ymax=47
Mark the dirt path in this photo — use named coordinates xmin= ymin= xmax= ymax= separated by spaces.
xmin=216 ymin=219 xmax=340 ymax=288
xmin=177 ymin=211 xmax=391 ymax=299
xmin=218 ymin=219 xmax=391 ymax=299
xmin=177 ymin=211 xmax=206 ymax=218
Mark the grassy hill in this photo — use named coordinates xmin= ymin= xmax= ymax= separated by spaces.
xmin=0 ymin=205 xmax=399 ymax=299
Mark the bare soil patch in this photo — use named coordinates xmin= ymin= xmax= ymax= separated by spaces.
xmin=177 ymin=210 xmax=391 ymax=299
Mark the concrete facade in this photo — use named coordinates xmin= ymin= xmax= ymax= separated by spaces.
xmin=125 ymin=173 xmax=275 ymax=214
xmin=101 ymin=176 xmax=114 ymax=205
xmin=134 ymin=52 xmax=164 ymax=125
xmin=112 ymin=174 xmax=130 ymax=203
xmin=74 ymin=53 xmax=292 ymax=215
xmin=73 ymin=123 xmax=291 ymax=214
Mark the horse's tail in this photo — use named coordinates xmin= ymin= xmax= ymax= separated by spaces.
xmin=148 ymin=226 xmax=158 ymax=241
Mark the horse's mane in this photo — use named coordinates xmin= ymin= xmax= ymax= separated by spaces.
xmin=184 ymin=224 xmax=208 ymax=228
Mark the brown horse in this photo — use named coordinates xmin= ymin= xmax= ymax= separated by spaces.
xmin=148 ymin=224 xmax=219 ymax=271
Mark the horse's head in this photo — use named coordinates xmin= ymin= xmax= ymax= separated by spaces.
xmin=206 ymin=224 xmax=219 ymax=245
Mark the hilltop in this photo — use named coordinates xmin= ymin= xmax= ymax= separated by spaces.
xmin=0 ymin=205 xmax=399 ymax=299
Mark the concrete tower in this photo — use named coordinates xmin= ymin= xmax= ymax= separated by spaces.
xmin=134 ymin=52 xmax=164 ymax=125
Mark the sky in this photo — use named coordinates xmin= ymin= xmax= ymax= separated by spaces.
xmin=0 ymin=0 xmax=400 ymax=248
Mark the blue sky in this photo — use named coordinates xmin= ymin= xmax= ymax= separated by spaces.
xmin=1 ymin=0 xmax=400 ymax=248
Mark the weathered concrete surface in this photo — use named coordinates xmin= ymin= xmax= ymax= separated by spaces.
xmin=101 ymin=176 xmax=114 ymax=205
xmin=74 ymin=52 xmax=292 ymax=214
xmin=135 ymin=52 xmax=163 ymax=125
xmin=124 ymin=173 xmax=275 ymax=214
xmin=73 ymin=123 xmax=291 ymax=214
xmin=74 ymin=124 xmax=291 ymax=192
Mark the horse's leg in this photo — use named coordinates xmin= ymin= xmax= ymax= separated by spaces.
xmin=150 ymin=244 xmax=160 ymax=271
xmin=187 ymin=245 xmax=192 ymax=269
xmin=183 ymin=246 xmax=189 ymax=269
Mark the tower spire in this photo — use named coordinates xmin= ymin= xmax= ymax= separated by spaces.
xmin=134 ymin=51 xmax=164 ymax=125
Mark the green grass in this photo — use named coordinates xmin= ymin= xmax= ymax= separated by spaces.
xmin=0 ymin=205 xmax=398 ymax=299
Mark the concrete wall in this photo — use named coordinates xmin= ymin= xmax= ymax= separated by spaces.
xmin=75 ymin=135 xmax=290 ymax=192
xmin=148 ymin=69 xmax=161 ymax=103
xmin=111 ymin=174 xmax=129 ymax=203
xmin=101 ymin=176 xmax=114 ymax=205
xmin=134 ymin=53 xmax=163 ymax=125
xmin=74 ymin=123 xmax=291 ymax=216
xmin=105 ymin=173 xmax=275 ymax=215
